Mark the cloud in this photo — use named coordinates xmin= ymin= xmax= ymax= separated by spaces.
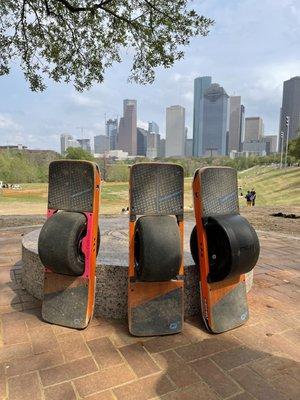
xmin=69 ymin=92 xmax=102 ymax=108
xmin=0 ymin=114 xmax=21 ymax=131
xmin=137 ymin=120 xmax=148 ymax=130
xmin=0 ymin=114 xmax=27 ymax=145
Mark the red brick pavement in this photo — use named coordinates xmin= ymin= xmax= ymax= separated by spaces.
xmin=0 ymin=227 xmax=299 ymax=399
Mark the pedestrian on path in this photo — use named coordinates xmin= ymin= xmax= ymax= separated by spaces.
xmin=245 ymin=191 xmax=252 ymax=206
xmin=251 ymin=188 xmax=256 ymax=206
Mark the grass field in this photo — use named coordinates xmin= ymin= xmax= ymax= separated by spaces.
xmin=238 ymin=166 xmax=300 ymax=206
xmin=0 ymin=166 xmax=299 ymax=215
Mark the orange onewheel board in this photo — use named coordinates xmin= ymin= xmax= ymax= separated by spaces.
xmin=193 ymin=167 xmax=259 ymax=333
xmin=39 ymin=160 xmax=100 ymax=329
xmin=128 ymin=163 xmax=184 ymax=336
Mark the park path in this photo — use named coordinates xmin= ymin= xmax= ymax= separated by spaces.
xmin=0 ymin=226 xmax=299 ymax=400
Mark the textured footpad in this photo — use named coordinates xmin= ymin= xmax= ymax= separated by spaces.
xmin=42 ymin=272 xmax=89 ymax=329
xmin=48 ymin=161 xmax=94 ymax=212
xmin=199 ymin=167 xmax=239 ymax=217
xmin=129 ymin=282 xmax=183 ymax=336
xmin=130 ymin=163 xmax=183 ymax=216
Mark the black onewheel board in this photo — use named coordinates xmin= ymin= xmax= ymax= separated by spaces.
xmin=128 ymin=163 xmax=184 ymax=336
xmin=38 ymin=160 xmax=100 ymax=329
xmin=192 ymin=167 xmax=259 ymax=333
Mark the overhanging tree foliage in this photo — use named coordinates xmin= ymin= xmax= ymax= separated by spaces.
xmin=0 ymin=1 xmax=213 ymax=91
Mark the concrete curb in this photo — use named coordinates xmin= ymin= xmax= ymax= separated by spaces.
xmin=21 ymin=216 xmax=253 ymax=319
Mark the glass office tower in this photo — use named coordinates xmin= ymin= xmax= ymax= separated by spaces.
xmin=202 ymin=84 xmax=229 ymax=156
xmin=192 ymin=76 xmax=212 ymax=157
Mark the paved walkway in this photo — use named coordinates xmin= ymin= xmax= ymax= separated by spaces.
xmin=0 ymin=226 xmax=299 ymax=400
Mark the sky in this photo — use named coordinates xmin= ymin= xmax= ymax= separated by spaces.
xmin=0 ymin=0 xmax=300 ymax=152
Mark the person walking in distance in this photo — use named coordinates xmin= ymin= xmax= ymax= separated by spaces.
xmin=251 ymin=188 xmax=256 ymax=206
xmin=245 ymin=191 xmax=252 ymax=207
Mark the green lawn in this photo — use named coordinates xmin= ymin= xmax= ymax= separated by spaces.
xmin=238 ymin=166 xmax=300 ymax=206
xmin=0 ymin=166 xmax=299 ymax=215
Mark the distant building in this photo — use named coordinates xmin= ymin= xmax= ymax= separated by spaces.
xmin=279 ymin=76 xmax=300 ymax=150
xmin=60 ymin=134 xmax=80 ymax=154
xmin=245 ymin=117 xmax=264 ymax=141
xmin=147 ymin=133 xmax=160 ymax=159
xmin=202 ymin=84 xmax=229 ymax=156
xmin=264 ymin=134 xmax=278 ymax=154
xmin=193 ymin=76 xmax=212 ymax=157
xmin=158 ymin=138 xmax=166 ymax=158
xmin=148 ymin=121 xmax=159 ymax=134
xmin=137 ymin=127 xmax=147 ymax=156
xmin=185 ymin=138 xmax=193 ymax=157
xmin=0 ymin=144 xmax=27 ymax=150
xmin=243 ymin=139 xmax=266 ymax=156
xmin=240 ymin=105 xmax=245 ymax=143
xmin=77 ymin=138 xmax=91 ymax=153
xmin=230 ymin=150 xmax=250 ymax=159
xmin=106 ymin=150 xmax=128 ymax=160
xmin=166 ymin=105 xmax=185 ymax=157
xmin=118 ymin=99 xmax=137 ymax=156
xmin=94 ymin=135 xmax=110 ymax=154
xmin=106 ymin=118 xmax=118 ymax=150
xmin=228 ymin=96 xmax=245 ymax=153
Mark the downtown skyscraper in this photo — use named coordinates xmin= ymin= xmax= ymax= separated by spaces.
xmin=228 ymin=96 xmax=245 ymax=153
xmin=106 ymin=118 xmax=118 ymax=150
xmin=118 ymin=99 xmax=137 ymax=156
xmin=202 ymin=84 xmax=229 ymax=156
xmin=193 ymin=76 xmax=212 ymax=156
xmin=166 ymin=105 xmax=185 ymax=157
xmin=279 ymin=76 xmax=300 ymax=151
xmin=244 ymin=117 xmax=264 ymax=141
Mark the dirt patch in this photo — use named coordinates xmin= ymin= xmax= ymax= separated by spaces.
xmin=185 ymin=206 xmax=300 ymax=237
xmin=0 ymin=215 xmax=45 ymax=229
xmin=1 ymin=206 xmax=299 ymax=236
xmin=240 ymin=206 xmax=300 ymax=236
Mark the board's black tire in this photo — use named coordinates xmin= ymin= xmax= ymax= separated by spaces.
xmin=206 ymin=215 xmax=259 ymax=281
xmin=205 ymin=221 xmax=231 ymax=282
xmin=189 ymin=223 xmax=231 ymax=281
xmin=190 ymin=225 xmax=199 ymax=266
xmin=190 ymin=215 xmax=259 ymax=283
xmin=38 ymin=211 xmax=91 ymax=276
xmin=134 ymin=215 xmax=182 ymax=282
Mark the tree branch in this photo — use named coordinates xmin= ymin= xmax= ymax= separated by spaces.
xmin=143 ymin=0 xmax=176 ymax=23
xmin=55 ymin=0 xmax=116 ymax=13
xmin=21 ymin=0 xmax=29 ymax=61
xmin=54 ymin=0 xmax=144 ymax=30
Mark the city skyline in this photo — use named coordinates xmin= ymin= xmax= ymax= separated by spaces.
xmin=0 ymin=1 xmax=299 ymax=152
xmin=1 ymin=72 xmax=296 ymax=156
xmin=60 ymin=88 xmax=278 ymax=158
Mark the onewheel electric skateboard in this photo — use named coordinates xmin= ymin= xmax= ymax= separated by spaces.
xmin=38 ymin=160 xmax=100 ymax=329
xmin=128 ymin=163 xmax=184 ymax=336
xmin=191 ymin=167 xmax=259 ymax=333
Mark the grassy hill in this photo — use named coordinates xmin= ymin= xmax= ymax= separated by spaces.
xmin=238 ymin=166 xmax=300 ymax=206
xmin=0 ymin=166 xmax=299 ymax=215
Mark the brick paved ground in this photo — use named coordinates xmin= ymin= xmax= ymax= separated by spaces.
xmin=0 ymin=226 xmax=299 ymax=400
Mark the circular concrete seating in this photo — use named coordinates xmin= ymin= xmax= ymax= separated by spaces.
xmin=21 ymin=215 xmax=253 ymax=319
